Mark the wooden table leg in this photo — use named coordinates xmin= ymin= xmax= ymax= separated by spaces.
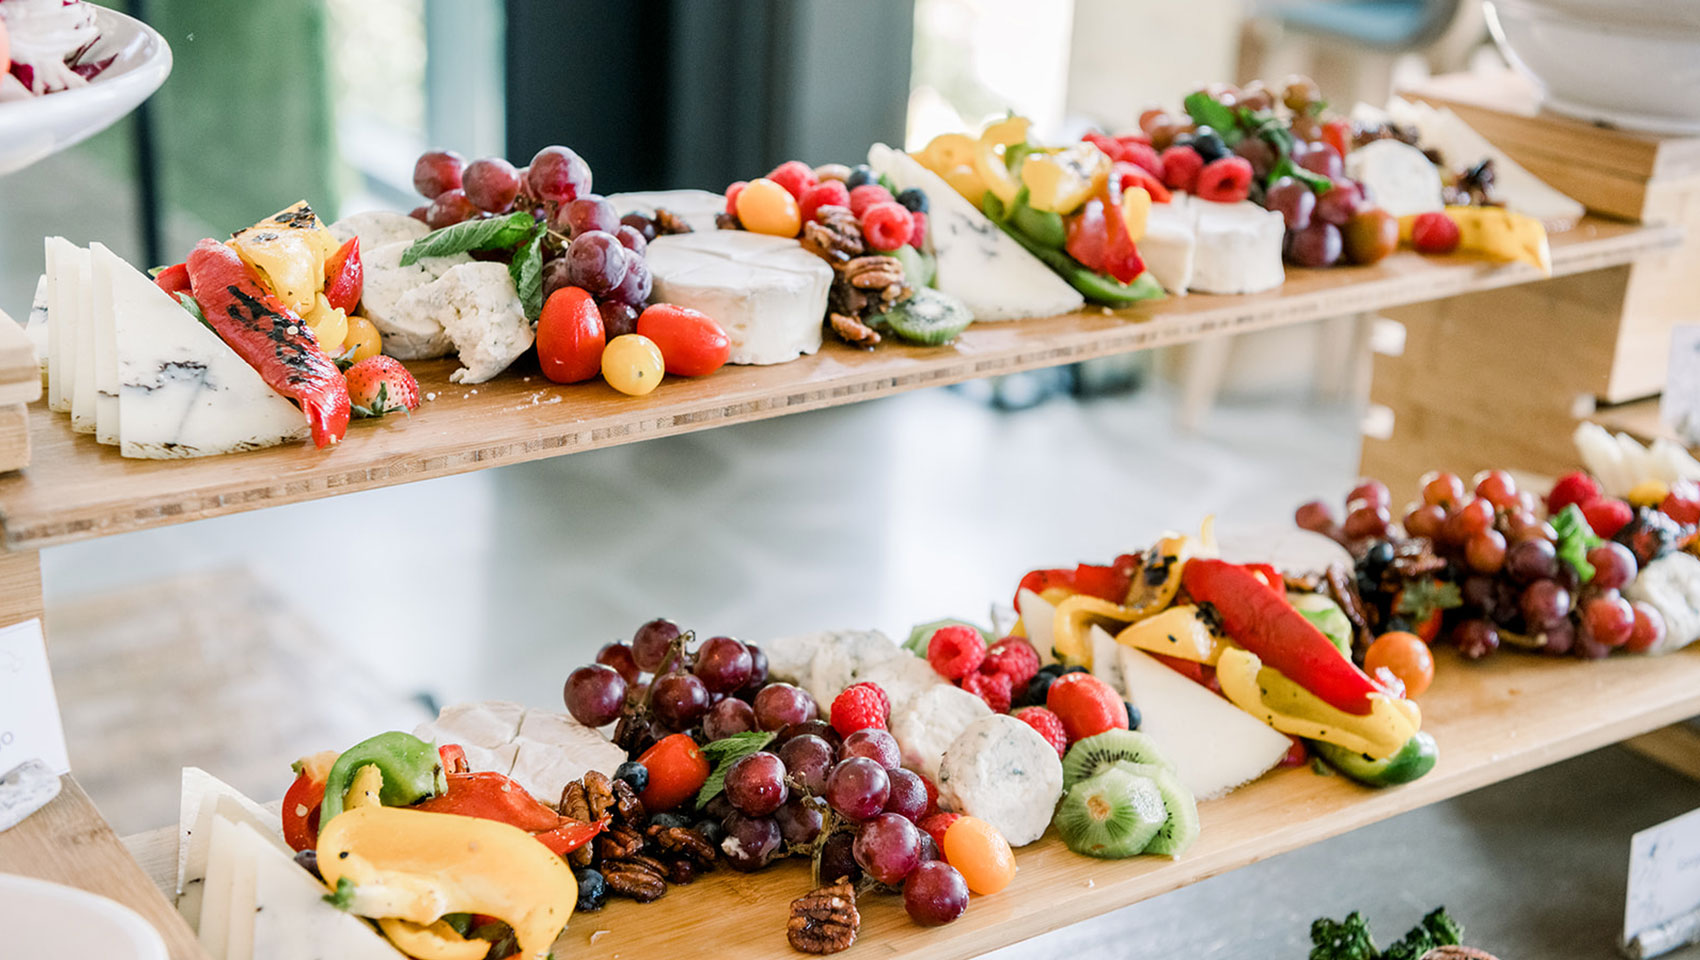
xmin=1623 ymin=724 xmax=1700 ymax=782
xmin=0 ymin=548 xmax=207 ymax=960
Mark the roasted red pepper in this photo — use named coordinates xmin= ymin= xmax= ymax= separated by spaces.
xmin=154 ymin=262 xmax=190 ymax=296
xmin=1182 ymin=559 xmax=1381 ymax=716
xmin=281 ymin=750 xmax=338 ymax=853
xmin=1016 ymin=554 xmax=1141 ymax=610
xmin=413 ymin=771 xmax=607 ymax=856
xmin=439 ymin=743 xmax=469 ymax=775
xmin=1099 ymin=188 xmax=1146 ymax=284
xmin=321 ymin=237 xmax=363 ymax=314
xmin=186 ymin=239 xmax=351 ymax=447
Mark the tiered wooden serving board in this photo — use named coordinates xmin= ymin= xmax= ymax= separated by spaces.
xmin=0 ymin=215 xmax=1689 ymax=960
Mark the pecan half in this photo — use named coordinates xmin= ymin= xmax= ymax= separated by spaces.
xmin=596 ymin=823 xmax=645 ymax=861
xmin=584 ymin=770 xmax=617 ymax=822
xmin=843 ymin=256 xmax=903 ymax=290
xmin=653 ymin=207 xmax=692 ymax=235
xmin=602 ymin=859 xmax=667 ymax=902
xmin=651 ymin=825 xmax=717 ymax=862
xmin=559 ymin=781 xmax=594 ymax=867
xmin=829 ymin=312 xmax=881 ymax=348
xmin=715 ymin=212 xmax=741 ymax=230
xmin=799 ymin=206 xmax=866 ymax=263
xmin=1421 ymin=948 xmax=1497 ymax=960
xmin=611 ymin=779 xmax=646 ymax=824
xmin=788 ymin=881 xmax=859 ymax=954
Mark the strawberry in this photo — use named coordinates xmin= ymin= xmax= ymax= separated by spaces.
xmin=1045 ymin=672 xmax=1127 ymax=742
xmin=1547 ymin=471 xmax=1602 ymax=515
xmin=960 ymin=669 xmax=1012 ymax=713
xmin=1013 ymin=706 xmax=1067 ymax=758
xmin=927 ymin=625 xmax=986 ymax=680
xmin=829 ymin=682 xmax=889 ymax=736
xmin=344 ymin=356 xmax=420 ymax=418
xmin=1582 ymin=497 xmax=1633 ymax=539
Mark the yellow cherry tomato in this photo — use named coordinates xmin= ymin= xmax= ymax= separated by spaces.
xmin=735 ymin=177 xmax=802 ymax=237
xmin=1121 ymin=185 xmax=1151 ymax=242
xmin=942 ymin=815 xmax=1016 ymax=895
xmin=342 ymin=314 xmax=383 ymax=364
xmin=1364 ymin=631 xmax=1434 ymax=699
xmin=601 ymin=334 xmax=665 ymax=396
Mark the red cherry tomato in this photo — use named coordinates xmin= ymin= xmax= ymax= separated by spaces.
xmin=281 ymin=769 xmax=326 ymax=853
xmin=637 ymin=733 xmax=711 ymax=812
xmin=537 ymin=286 xmax=605 ymax=383
xmin=1321 ymin=118 xmax=1352 ymax=161
xmin=635 ymin=304 xmax=731 ymax=377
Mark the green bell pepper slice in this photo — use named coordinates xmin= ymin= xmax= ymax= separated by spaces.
xmin=319 ymin=730 xmax=447 ymax=824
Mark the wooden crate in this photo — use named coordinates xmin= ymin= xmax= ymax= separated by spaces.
xmin=1403 ymin=70 xmax=1700 ymax=403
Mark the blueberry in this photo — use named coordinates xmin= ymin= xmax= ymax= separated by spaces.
xmin=694 ymin=817 xmax=726 ymax=847
xmin=1190 ymin=127 xmax=1228 ymax=163
xmin=1064 ymin=665 xmax=1090 ymax=675
xmin=574 ymin=867 xmax=607 ymax=911
xmin=1019 ymin=673 xmax=1056 ymax=708
xmin=613 ymin=760 xmax=649 ymax=794
xmin=846 ymin=165 xmax=875 ymax=189
xmin=896 ymin=188 xmax=929 ymax=213
xmin=1037 ymin=663 xmax=1066 ymax=680
xmin=649 ymin=811 xmax=692 ymax=831
xmin=688 ymin=727 xmax=710 ymax=746
xmin=1384 ymin=615 xmax=1413 ymax=634
xmin=1125 ymin=702 xmax=1142 ymax=731
xmin=1362 ymin=541 xmax=1395 ymax=575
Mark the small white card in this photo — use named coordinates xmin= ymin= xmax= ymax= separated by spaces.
xmin=1625 ymin=806 xmax=1700 ymax=945
xmin=1661 ymin=326 xmax=1700 ymax=446
xmin=0 ymin=619 xmax=69 ymax=776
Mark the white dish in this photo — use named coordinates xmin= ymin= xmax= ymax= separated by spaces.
xmin=1486 ymin=0 xmax=1700 ymax=136
xmin=0 ymin=5 xmax=173 ymax=176
xmin=0 ymin=874 xmax=169 ymax=960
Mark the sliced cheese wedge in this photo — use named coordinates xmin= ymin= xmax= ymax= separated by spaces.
xmin=1113 ymin=631 xmax=1292 ymax=800
xmin=43 ymin=239 xmax=72 ymax=412
xmin=177 ymin=767 xmax=284 ymax=930
xmin=868 ymin=143 xmax=1084 ymax=322
xmin=71 ymin=244 xmax=96 ymax=434
xmin=88 ymin=242 xmax=121 ymax=444
xmin=240 ymin=820 xmax=407 ymax=960
xmin=108 ymin=252 xmax=309 ymax=458
xmin=198 ymin=815 xmax=241 ymax=959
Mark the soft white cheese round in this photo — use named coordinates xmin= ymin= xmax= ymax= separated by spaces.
xmin=1345 ymin=139 xmax=1444 ymax=219
xmin=937 ymin=713 xmax=1063 ymax=846
xmin=890 ymin=684 xmax=991 ymax=782
xmin=646 ymin=232 xmax=831 ymax=365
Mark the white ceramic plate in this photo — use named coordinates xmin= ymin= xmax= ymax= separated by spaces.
xmin=0 ymin=4 xmax=173 ymax=176
xmin=0 ymin=874 xmax=169 ymax=959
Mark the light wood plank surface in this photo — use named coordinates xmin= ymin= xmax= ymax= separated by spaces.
xmin=0 ymin=218 xmax=1675 ymax=552
xmin=0 ymin=776 xmax=206 ymax=960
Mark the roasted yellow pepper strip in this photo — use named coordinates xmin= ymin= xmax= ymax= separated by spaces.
xmin=378 ymin=919 xmax=489 ymax=960
xmin=1114 ymin=605 xmax=1222 ymax=664
xmin=317 ymin=806 xmax=577 ymax=960
xmin=1216 ymin=648 xmax=1420 ymax=760
xmin=1020 ymin=142 xmax=1111 ymax=214
xmin=973 ymin=116 xmax=1031 ymax=208
xmin=1399 ymin=206 xmax=1551 ymax=276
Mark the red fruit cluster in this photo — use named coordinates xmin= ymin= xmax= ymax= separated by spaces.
xmin=1548 ymin=470 xmax=1635 ymax=538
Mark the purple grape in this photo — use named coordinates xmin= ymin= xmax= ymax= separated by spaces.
xmin=651 ymin=672 xmax=710 ymax=730
xmin=841 ymin=729 xmax=901 ymax=771
xmin=1297 ymin=141 xmax=1342 ymax=179
xmin=777 ymin=734 xmax=835 ymax=796
xmin=615 ymin=224 xmax=649 ymax=256
xmin=1314 ymin=184 xmax=1360 ymax=227
xmin=1265 ymin=177 xmax=1315 ymax=230
xmin=541 ymin=258 xmax=573 ymax=303
xmin=703 ymin=697 xmax=757 ymax=741
xmin=413 ymin=149 xmax=464 ymax=199
xmin=566 ymin=232 xmax=629 ymax=296
xmin=598 ymin=300 xmax=639 ymax=339
xmin=775 ymin=719 xmax=839 ymax=750
xmin=883 ymin=768 xmax=928 ymax=822
xmin=560 ymin=194 xmax=620 ymax=237
xmin=739 ymin=644 xmax=770 ymax=699
xmin=1540 ymin=617 xmax=1576 ymax=656
xmin=694 ymin=636 xmax=753 ymax=694
xmin=816 ymin=831 xmax=861 ymax=886
xmin=1452 ymin=619 xmax=1499 ymax=660
xmin=1285 ymin=222 xmax=1341 ymax=267
xmin=775 ymin=796 xmax=825 ymax=846
xmin=563 ymin=664 xmax=626 ymax=727
xmin=825 ymin=757 xmax=890 ymax=821
xmin=1520 ymin=580 xmax=1571 ymax=630
xmin=528 ymin=145 xmax=591 ymax=204
xmin=917 ymin=832 xmax=942 ymax=863
xmin=595 ymin=642 xmax=641 ymax=685
xmin=620 ymin=212 xmax=658 ymax=242
xmin=720 ymin=812 xmax=781 ymax=872
xmin=462 ymin=157 xmax=520 ymax=213
xmin=853 ymin=813 xmax=923 ymax=886
xmin=425 ymin=189 xmax=477 ymax=229
xmin=753 ymin=683 xmax=817 ymax=731
xmin=1588 ymin=542 xmax=1637 ymax=591
xmin=725 ymin=751 xmax=788 ymax=816
xmin=904 ymin=861 xmax=969 ymax=925
xmin=631 ymin=618 xmax=681 ymax=671
xmin=609 ymin=255 xmax=652 ymax=308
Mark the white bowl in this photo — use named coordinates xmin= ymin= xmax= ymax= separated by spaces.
xmin=1486 ymin=0 xmax=1700 ymax=135
xmin=0 ymin=4 xmax=173 ymax=176
xmin=0 ymin=875 xmax=169 ymax=960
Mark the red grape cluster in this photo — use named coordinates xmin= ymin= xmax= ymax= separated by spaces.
xmin=1297 ymin=469 xmax=1671 ymax=662
xmin=408 ymin=145 xmax=653 ymax=334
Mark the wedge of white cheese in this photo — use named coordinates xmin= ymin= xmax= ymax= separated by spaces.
xmin=610 ymin=189 xmax=724 ymax=234
xmin=868 ymin=143 xmax=1084 ymax=321
xmin=360 ymin=240 xmax=470 ymax=360
xmin=43 ymin=238 xmax=71 ymax=411
xmin=177 ymin=767 xmax=285 ymax=930
xmin=647 ymin=231 xmax=832 ymax=365
xmin=66 ymin=243 xmax=97 ymax=432
xmin=1190 ymin=199 xmax=1284 ymax=295
xmin=1139 ymin=195 xmax=1199 ymax=296
xmin=87 ymin=242 xmax=122 ymax=444
xmin=1345 ymin=138 xmax=1443 ymax=218
xmin=25 ymin=275 xmax=49 ymax=378
xmin=103 ymin=248 xmax=308 ymax=458
xmin=414 ymin=700 xmax=625 ymax=805
xmin=396 ymin=261 xmax=534 ymax=384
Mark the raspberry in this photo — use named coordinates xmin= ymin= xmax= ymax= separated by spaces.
xmin=1409 ymin=211 xmax=1460 ymax=254
xmin=1582 ymin=497 xmax=1633 ymax=539
xmin=1548 ymin=471 xmax=1603 ymax=515
xmin=908 ymin=209 xmax=928 ymax=249
xmin=848 ymin=183 xmax=894 ymax=219
xmin=1013 ymin=707 xmax=1067 ymax=758
xmin=1118 ymin=140 xmax=1164 ymax=181
xmin=799 ymin=180 xmax=850 ymax=227
xmin=861 ymin=201 xmax=913 ymax=251
xmin=982 ymin=637 xmax=1040 ymax=690
xmin=829 ymin=682 xmax=889 ymax=736
xmin=918 ymin=812 xmax=960 ymax=851
xmin=766 ymin=160 xmax=817 ymax=201
xmin=927 ymin=625 xmax=985 ymax=679
xmin=1159 ymin=146 xmax=1203 ymax=193
xmin=960 ymin=669 xmax=1012 ymax=713
xmin=1195 ymin=156 xmax=1253 ymax=203
xmin=724 ymin=181 xmax=747 ymax=216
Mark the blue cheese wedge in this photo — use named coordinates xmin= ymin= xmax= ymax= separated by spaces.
xmin=1190 ymin=199 xmax=1284 ymax=295
xmin=396 ymin=262 xmax=534 ymax=384
xmin=104 ymin=249 xmax=308 ymax=458
xmin=646 ymin=231 xmax=832 ymax=365
xmin=24 ymin=275 xmax=48 ymax=378
xmin=66 ymin=242 xmax=97 ymax=433
xmin=937 ymin=713 xmax=1063 ymax=846
xmin=609 ymin=189 xmax=724 ymax=234
xmin=360 ymin=240 xmax=470 ymax=360
xmin=867 ymin=143 xmax=1084 ymax=321
xmin=805 ymin=629 xmax=901 ymax=708
xmin=88 ymin=242 xmax=123 ymax=444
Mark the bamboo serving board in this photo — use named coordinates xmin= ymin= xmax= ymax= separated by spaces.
xmin=0 ymin=216 xmax=1673 ymax=551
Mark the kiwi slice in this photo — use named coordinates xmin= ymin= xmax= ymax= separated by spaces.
xmin=1054 ymin=765 xmax=1167 ymax=859
xmin=1061 ymin=730 xmax=1174 ymax=791
xmin=1113 ymin=761 xmax=1199 ymax=858
xmin=877 ymin=287 xmax=973 ymax=346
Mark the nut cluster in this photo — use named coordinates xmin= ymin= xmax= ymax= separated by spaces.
xmin=799 ymin=206 xmax=911 ymax=349
xmin=787 ymin=880 xmax=860 ymax=954
xmin=560 ymin=770 xmax=718 ymax=905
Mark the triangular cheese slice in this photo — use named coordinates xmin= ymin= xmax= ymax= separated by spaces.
xmin=867 ymin=143 xmax=1084 ymax=322
xmin=199 ymin=815 xmax=242 ymax=959
xmin=43 ymin=237 xmax=77 ymax=413
xmin=88 ymin=243 xmax=122 ymax=444
xmin=178 ymin=768 xmax=285 ymax=930
xmin=71 ymin=244 xmax=97 ymax=433
xmin=108 ymin=254 xmax=308 ymax=458
xmin=232 ymin=820 xmax=408 ymax=960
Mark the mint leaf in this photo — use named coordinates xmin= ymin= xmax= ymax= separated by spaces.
xmin=174 ymin=291 xmax=212 ymax=332
xmin=508 ymin=224 xmax=547 ymax=321
xmin=1552 ymin=504 xmax=1604 ymax=582
xmin=322 ymin=876 xmax=356 ymax=911
xmin=1182 ymin=90 xmax=1238 ymax=137
xmin=400 ymin=211 xmax=537 ymax=266
xmin=695 ymin=731 xmax=776 ymax=808
xmin=1268 ymin=156 xmax=1333 ymax=194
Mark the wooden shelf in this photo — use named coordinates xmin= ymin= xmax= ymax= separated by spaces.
xmin=0 ymin=216 xmax=1674 ymax=552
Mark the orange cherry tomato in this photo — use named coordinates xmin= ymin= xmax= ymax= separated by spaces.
xmin=1364 ymin=631 xmax=1434 ymax=698
xmin=635 ymin=304 xmax=731 ymax=377
xmin=637 ymin=733 xmax=711 ymax=812
xmin=537 ymin=286 xmax=605 ymax=383
xmin=941 ymin=815 xmax=1016 ymax=894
